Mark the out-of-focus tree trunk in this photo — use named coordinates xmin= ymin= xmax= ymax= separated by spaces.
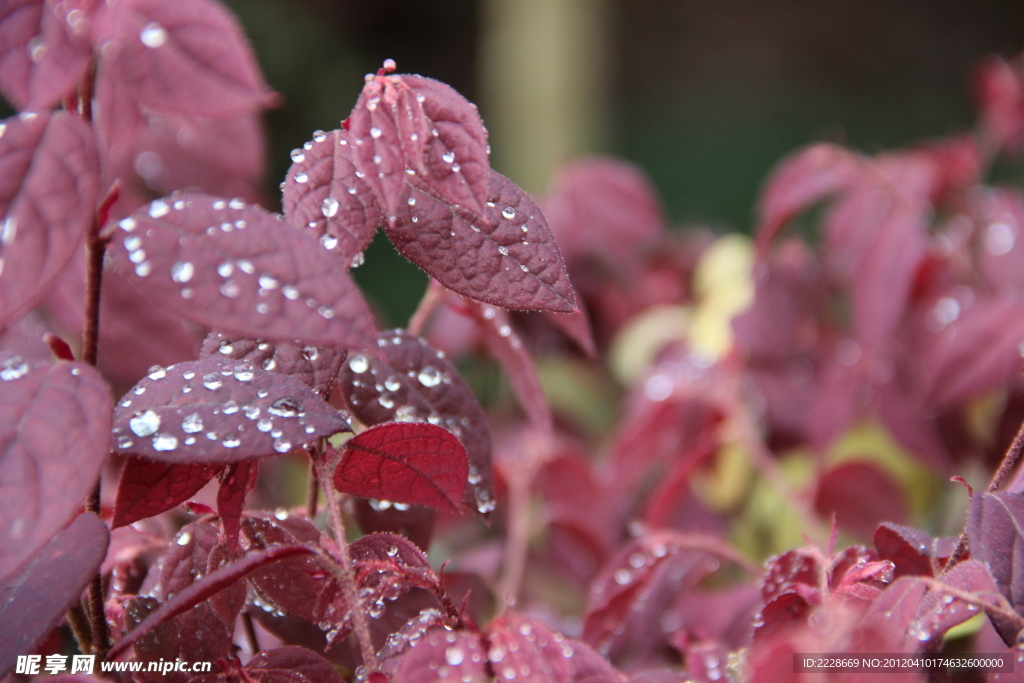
xmin=479 ymin=0 xmax=612 ymax=195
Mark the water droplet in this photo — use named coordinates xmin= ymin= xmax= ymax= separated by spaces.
xmin=117 ymin=435 xmax=133 ymax=449
xmin=302 ymin=346 xmax=319 ymax=361
xmin=451 ymin=163 xmax=460 ymax=173
xmin=442 ymin=151 xmax=455 ymax=163
xmin=313 ymin=130 xmax=327 ymax=143
xmin=257 ymin=418 xmax=273 ymax=432
xmin=986 ymin=221 xmax=1017 ymax=255
xmin=182 ymin=413 xmax=204 ymax=433
xmin=140 ymin=22 xmax=167 ymax=48
xmin=148 ymin=199 xmax=170 ymax=218
xmin=322 ymin=197 xmax=340 ymax=218
xmin=129 ymin=248 xmax=147 ymax=264
xmin=273 ymin=438 xmax=292 ymax=453
xmin=370 ymin=126 xmax=382 ymax=139
xmin=237 ymin=260 xmax=255 ymax=274
xmin=320 ymin=234 xmax=338 ymax=250
xmin=379 ymin=395 xmax=395 ymax=409
xmin=243 ymin=405 xmax=261 ymax=420
xmin=221 ymin=401 xmax=239 ymax=415
xmin=222 ymin=434 xmax=241 ymax=448
xmin=269 ymin=398 xmax=300 ymax=417
xmin=468 ymin=467 xmax=482 ymax=485
xmin=203 ymin=373 xmax=223 ymax=390
xmin=135 ymin=261 xmax=152 ymax=277
xmin=124 ymin=235 xmax=142 ymax=251
xmin=217 ymin=262 xmax=234 ymax=278
xmin=220 ymin=280 xmax=241 ymax=298
xmin=258 ymin=273 xmax=279 ymax=289
xmin=614 ymin=569 xmax=632 ymax=585
xmin=216 ymin=340 xmax=234 ymax=356
xmin=350 ymin=251 xmax=365 ymax=268
xmin=290 ymin=148 xmax=305 ymax=163
xmin=171 ymin=261 xmax=194 ymax=283
xmin=318 ymin=305 xmax=335 ymax=319
xmin=349 ymin=354 xmax=369 ymax=373
xmin=498 ymin=325 xmax=511 ymax=337
xmin=0 ymin=356 xmax=27 ymax=380
xmin=417 ymin=366 xmax=441 ymax=387
xmin=483 ymin=307 xmax=496 ymax=319
xmin=262 ymin=357 xmax=276 ymax=370
xmin=282 ymin=285 xmax=299 ymax=300
xmin=294 ymin=172 xmax=308 ymax=183
xmin=148 ymin=367 xmax=166 ymax=380
xmin=385 ymin=376 xmax=401 ymax=391
xmin=130 ymin=410 xmax=161 ymax=436
xmin=498 ymin=246 xmax=509 ymax=255
xmin=520 ymin=264 xmax=529 ymax=272
xmin=501 ymin=207 xmax=515 ymax=220
xmin=153 ymin=434 xmax=178 ymax=451
xmin=175 ymin=531 xmax=192 ymax=546
xmin=445 ymin=646 xmax=464 ymax=666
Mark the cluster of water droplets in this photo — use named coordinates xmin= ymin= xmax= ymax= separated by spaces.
xmin=0 ymin=355 xmax=29 ymax=381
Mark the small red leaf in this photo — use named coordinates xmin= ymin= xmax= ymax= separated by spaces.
xmin=0 ymin=0 xmax=92 ymax=111
xmin=814 ymin=461 xmax=909 ymax=540
xmin=332 ymin=422 xmax=469 ymax=513
xmin=201 ymin=331 xmax=345 ymax=399
xmin=112 ymin=357 xmax=350 ymax=464
xmin=0 ymin=111 xmax=99 ymax=329
xmin=351 ymin=72 xmax=490 ymax=219
xmin=0 ymin=356 xmax=112 ymax=581
xmin=96 ymin=0 xmax=274 ymax=117
xmin=385 ymin=171 xmax=577 ymax=313
xmin=282 ymin=128 xmax=381 ymax=265
xmin=339 ymin=329 xmax=494 ymax=516
xmin=0 ymin=513 xmax=108 ymax=679
xmin=240 ymin=514 xmax=327 ymax=624
xmin=112 ymin=457 xmax=220 ymax=528
xmin=873 ymin=523 xmax=958 ymax=579
xmin=108 ymin=193 xmax=376 ymax=348
xmin=382 ymin=628 xmax=490 ymax=683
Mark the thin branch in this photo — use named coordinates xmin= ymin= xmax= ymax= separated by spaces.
xmin=407 ymin=279 xmax=447 ymax=337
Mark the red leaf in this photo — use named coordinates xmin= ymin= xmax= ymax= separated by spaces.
xmin=282 ymin=128 xmax=380 ymax=265
xmin=201 ymin=331 xmax=345 ymax=399
xmin=813 ymin=461 xmax=908 ymax=540
xmin=95 ymin=0 xmax=274 ymax=117
xmin=485 ymin=613 xmax=573 ymax=683
xmin=0 ymin=356 xmax=112 ymax=581
xmin=0 ymin=0 xmax=92 ymax=111
xmin=967 ymin=492 xmax=1024 ymax=615
xmin=108 ymin=193 xmax=376 ymax=348
xmin=544 ymin=307 xmax=597 ymax=358
xmin=112 ymin=457 xmax=220 ymax=528
xmin=873 ymin=523 xmax=958 ymax=579
xmin=216 ymin=459 xmax=258 ymax=550
xmin=111 ymin=357 xmax=350 ymax=464
xmin=192 ymin=647 xmax=346 ymax=683
xmin=384 ymin=171 xmax=577 ymax=313
xmin=339 ymin=329 xmax=494 ymax=515
xmin=332 ymin=422 xmax=469 ymax=513
xmin=353 ymin=497 xmax=437 ymax=551
xmin=0 ymin=512 xmax=108 ymax=679
xmin=381 ymin=628 xmax=490 ymax=683
xmin=240 ymin=514 xmax=327 ymax=624
xmin=351 ymin=72 xmax=489 ymax=219
xmin=545 ymin=156 xmax=665 ymax=270
xmin=0 ymin=111 xmax=99 ymax=328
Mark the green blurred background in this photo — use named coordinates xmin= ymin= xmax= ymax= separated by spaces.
xmin=215 ymin=0 xmax=1024 ymax=323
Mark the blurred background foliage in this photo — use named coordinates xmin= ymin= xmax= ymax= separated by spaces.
xmin=200 ymin=0 xmax=1024 ymax=324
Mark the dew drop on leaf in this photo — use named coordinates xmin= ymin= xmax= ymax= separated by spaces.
xmin=140 ymin=22 xmax=167 ymax=48
xmin=129 ymin=410 xmax=160 ymax=437
xmin=417 ymin=366 xmax=441 ymax=387
xmin=501 ymin=207 xmax=515 ymax=220
xmin=171 ymin=261 xmax=194 ymax=283
xmin=348 ymin=354 xmax=369 ymax=373
xmin=233 ymin=365 xmax=255 ymax=381
xmin=153 ymin=434 xmax=178 ymax=451
xmin=147 ymin=366 xmax=166 ymax=380
xmin=268 ymin=398 xmax=300 ymax=417
xmin=273 ymin=438 xmax=292 ymax=453
xmin=181 ymin=413 xmax=204 ymax=433
xmin=350 ymin=252 xmax=365 ymax=268
xmin=0 ymin=356 xmax=29 ymax=380
xmin=203 ymin=373 xmax=223 ymax=390
xmin=322 ymin=197 xmax=340 ymax=218
xmin=302 ymin=346 xmax=318 ymax=361
xmin=320 ymin=234 xmax=338 ymax=250
xmin=290 ymin=149 xmax=305 ymax=163
xmin=148 ymin=199 xmax=170 ymax=218
xmin=257 ymin=418 xmax=273 ymax=432
xmin=222 ymin=400 xmax=239 ymax=415
xmin=222 ymin=434 xmax=241 ymax=448
xmin=258 ymin=273 xmax=279 ymax=289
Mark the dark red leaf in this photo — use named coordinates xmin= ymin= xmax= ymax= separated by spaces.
xmin=759 ymin=549 xmax=822 ymax=605
xmin=332 ymin=422 xmax=469 ymax=513
xmin=216 ymin=459 xmax=258 ymax=550
xmin=485 ymin=613 xmax=572 ymax=683
xmin=751 ymin=592 xmax=811 ymax=644
xmin=112 ymin=457 xmax=220 ymax=528
xmin=240 ymin=514 xmax=327 ymax=624
xmin=201 ymin=331 xmax=345 ymax=399
xmin=95 ymin=0 xmax=274 ymax=117
xmin=384 ymin=171 xmax=577 ymax=313
xmin=0 ymin=356 xmax=112 ymax=580
xmin=380 ymin=628 xmax=489 ymax=683
xmin=282 ymin=128 xmax=380 ymax=265
xmin=108 ymin=193 xmax=376 ymax=348
xmin=0 ymin=111 xmax=99 ymax=329
xmin=873 ymin=523 xmax=958 ymax=579
xmin=108 ymin=541 xmax=314 ymax=662
xmin=0 ymin=0 xmax=92 ymax=111
xmin=0 ymin=512 xmax=108 ymax=679
xmin=967 ymin=491 xmax=1024 ymax=614
xmin=828 ymin=546 xmax=894 ymax=602
xmin=111 ymin=357 xmax=350 ymax=464
xmin=813 ymin=461 xmax=908 ymax=540
xmin=544 ymin=156 xmax=665 ymax=270
xmin=351 ymin=72 xmax=489 ymax=219
xmin=192 ymin=647 xmax=346 ymax=683
xmin=339 ymin=329 xmax=493 ymax=515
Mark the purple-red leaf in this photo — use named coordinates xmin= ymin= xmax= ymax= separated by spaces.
xmin=0 ymin=355 xmax=112 ymax=581
xmin=108 ymin=193 xmax=376 ymax=348
xmin=485 ymin=613 xmax=573 ymax=683
xmin=873 ymin=523 xmax=958 ymax=579
xmin=216 ymin=459 xmax=258 ymax=550
xmin=967 ymin=491 xmax=1024 ymax=613
xmin=112 ymin=457 xmax=220 ymax=528
xmin=813 ymin=461 xmax=908 ymax=540
xmin=240 ymin=514 xmax=327 ymax=624
xmin=282 ymin=128 xmax=380 ymax=265
xmin=201 ymin=331 xmax=345 ymax=399
xmin=191 ymin=647 xmax=346 ymax=683
xmin=95 ymin=0 xmax=274 ymax=117
xmin=339 ymin=329 xmax=493 ymax=515
xmin=0 ymin=0 xmax=92 ymax=111
xmin=351 ymin=72 xmax=489 ymax=219
xmin=384 ymin=171 xmax=577 ymax=313
xmin=111 ymin=357 xmax=350 ymax=464
xmin=0 ymin=512 xmax=108 ymax=679
xmin=381 ymin=628 xmax=490 ymax=683
xmin=0 ymin=111 xmax=99 ymax=329
xmin=332 ymin=422 xmax=469 ymax=513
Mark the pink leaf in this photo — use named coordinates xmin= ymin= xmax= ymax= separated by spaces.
xmin=332 ymin=421 xmax=469 ymax=513
xmin=338 ymin=329 xmax=494 ymax=516
xmin=351 ymin=72 xmax=489 ymax=218
xmin=201 ymin=331 xmax=345 ymax=399
xmin=384 ymin=171 xmax=577 ymax=313
xmin=0 ymin=355 xmax=112 ymax=581
xmin=112 ymin=357 xmax=350 ymax=464
xmin=282 ymin=128 xmax=380 ymax=265
xmin=0 ymin=111 xmax=99 ymax=329
xmin=96 ymin=0 xmax=274 ymax=117
xmin=108 ymin=193 xmax=376 ymax=348
xmin=112 ymin=457 xmax=220 ymax=528
xmin=0 ymin=0 xmax=92 ymax=111
xmin=485 ymin=613 xmax=573 ymax=683
xmin=0 ymin=513 xmax=108 ymax=679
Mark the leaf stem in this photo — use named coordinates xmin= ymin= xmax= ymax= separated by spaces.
xmin=407 ymin=279 xmax=446 ymax=337
xmin=305 ymin=457 xmax=319 ymax=518
xmin=314 ymin=451 xmax=378 ymax=672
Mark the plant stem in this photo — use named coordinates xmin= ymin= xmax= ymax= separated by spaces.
xmin=305 ymin=457 xmax=319 ymax=519
xmin=314 ymin=452 xmax=377 ymax=671
xmin=498 ymin=474 xmax=530 ymax=607
xmin=407 ymin=279 xmax=446 ymax=337
xmin=241 ymin=612 xmax=260 ymax=655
